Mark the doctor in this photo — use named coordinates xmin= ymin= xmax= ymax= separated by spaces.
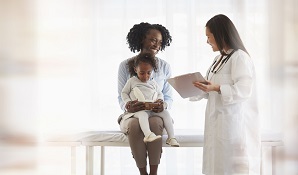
xmin=191 ymin=14 xmax=261 ymax=175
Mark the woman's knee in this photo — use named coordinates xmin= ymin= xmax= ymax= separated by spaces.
xmin=149 ymin=116 xmax=164 ymax=134
xmin=127 ymin=118 xmax=141 ymax=133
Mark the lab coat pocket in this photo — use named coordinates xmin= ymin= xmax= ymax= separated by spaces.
xmin=217 ymin=114 xmax=239 ymax=140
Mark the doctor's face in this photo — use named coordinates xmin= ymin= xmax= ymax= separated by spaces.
xmin=206 ymin=27 xmax=219 ymax=52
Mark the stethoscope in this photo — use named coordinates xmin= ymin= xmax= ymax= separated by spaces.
xmin=206 ymin=49 xmax=236 ymax=81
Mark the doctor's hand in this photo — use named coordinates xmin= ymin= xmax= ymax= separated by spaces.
xmin=193 ymin=81 xmax=220 ymax=93
xmin=125 ymin=100 xmax=145 ymax=113
xmin=152 ymin=99 xmax=164 ymax=113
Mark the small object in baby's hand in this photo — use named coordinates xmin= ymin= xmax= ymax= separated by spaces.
xmin=144 ymin=102 xmax=160 ymax=110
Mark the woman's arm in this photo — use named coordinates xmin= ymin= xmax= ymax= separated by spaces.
xmin=161 ymin=62 xmax=173 ymax=109
xmin=118 ymin=60 xmax=129 ymax=111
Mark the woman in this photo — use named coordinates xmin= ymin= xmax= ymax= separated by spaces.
xmin=117 ymin=22 xmax=173 ymax=175
xmin=191 ymin=14 xmax=261 ymax=175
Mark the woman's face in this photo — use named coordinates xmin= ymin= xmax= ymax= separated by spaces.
xmin=134 ymin=62 xmax=153 ymax=82
xmin=206 ymin=27 xmax=219 ymax=52
xmin=141 ymin=29 xmax=162 ymax=55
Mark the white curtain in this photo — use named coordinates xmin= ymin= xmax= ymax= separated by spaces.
xmin=1 ymin=0 xmax=297 ymax=174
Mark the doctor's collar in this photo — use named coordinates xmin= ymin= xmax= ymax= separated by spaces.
xmin=222 ymin=49 xmax=234 ymax=55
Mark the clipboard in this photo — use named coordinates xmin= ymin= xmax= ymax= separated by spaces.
xmin=167 ymin=72 xmax=207 ymax=98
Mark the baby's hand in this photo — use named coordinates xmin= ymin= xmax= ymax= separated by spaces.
xmin=152 ymin=99 xmax=164 ymax=113
xmin=154 ymin=99 xmax=163 ymax=105
xmin=126 ymin=100 xmax=145 ymax=113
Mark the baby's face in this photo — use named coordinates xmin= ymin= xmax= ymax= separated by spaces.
xmin=134 ymin=62 xmax=153 ymax=82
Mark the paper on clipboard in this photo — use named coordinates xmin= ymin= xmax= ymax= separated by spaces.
xmin=167 ymin=72 xmax=207 ymax=98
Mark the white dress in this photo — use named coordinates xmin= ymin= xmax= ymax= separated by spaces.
xmin=191 ymin=49 xmax=261 ymax=175
xmin=121 ymin=76 xmax=163 ymax=120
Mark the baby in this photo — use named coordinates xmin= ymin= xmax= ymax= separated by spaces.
xmin=121 ymin=53 xmax=179 ymax=146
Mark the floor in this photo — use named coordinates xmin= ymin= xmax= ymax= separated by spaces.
xmin=1 ymin=143 xmax=297 ymax=175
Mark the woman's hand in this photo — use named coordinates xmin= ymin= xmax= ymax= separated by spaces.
xmin=193 ymin=81 xmax=220 ymax=93
xmin=151 ymin=99 xmax=164 ymax=113
xmin=125 ymin=100 xmax=145 ymax=113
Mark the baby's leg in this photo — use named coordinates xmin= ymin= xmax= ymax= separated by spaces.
xmin=155 ymin=110 xmax=175 ymax=138
xmin=155 ymin=110 xmax=180 ymax=146
xmin=134 ymin=111 xmax=162 ymax=143
xmin=133 ymin=111 xmax=152 ymax=137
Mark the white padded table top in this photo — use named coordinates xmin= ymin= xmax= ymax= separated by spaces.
xmin=47 ymin=129 xmax=283 ymax=147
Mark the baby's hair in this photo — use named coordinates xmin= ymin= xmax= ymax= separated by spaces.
xmin=126 ymin=22 xmax=172 ymax=53
xmin=128 ymin=53 xmax=158 ymax=77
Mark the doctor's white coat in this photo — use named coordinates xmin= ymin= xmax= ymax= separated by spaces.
xmin=191 ymin=49 xmax=261 ymax=175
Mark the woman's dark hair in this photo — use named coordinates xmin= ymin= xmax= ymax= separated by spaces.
xmin=206 ymin=14 xmax=249 ymax=55
xmin=126 ymin=22 xmax=172 ymax=53
xmin=128 ymin=53 xmax=158 ymax=77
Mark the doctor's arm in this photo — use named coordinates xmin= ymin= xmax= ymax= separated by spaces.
xmin=193 ymin=81 xmax=220 ymax=93
xmin=220 ymin=55 xmax=254 ymax=105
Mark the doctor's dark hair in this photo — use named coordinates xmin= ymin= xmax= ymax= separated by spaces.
xmin=206 ymin=14 xmax=249 ymax=55
xmin=128 ymin=53 xmax=158 ymax=77
xmin=126 ymin=22 xmax=172 ymax=53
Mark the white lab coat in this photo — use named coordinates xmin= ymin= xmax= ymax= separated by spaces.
xmin=191 ymin=49 xmax=261 ymax=175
